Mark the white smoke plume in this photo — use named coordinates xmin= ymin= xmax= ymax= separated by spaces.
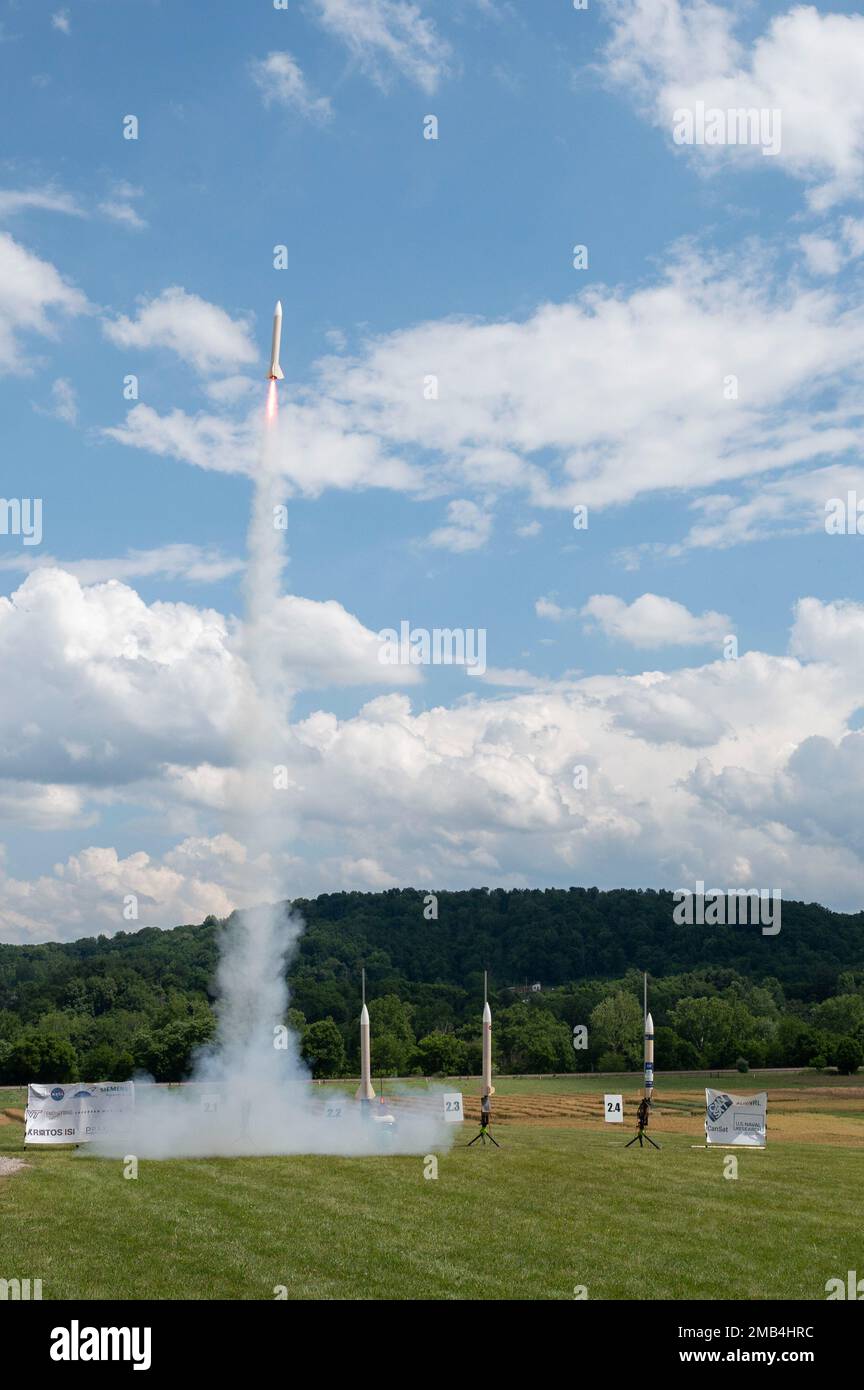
xmin=91 ymin=392 xmax=453 ymax=1158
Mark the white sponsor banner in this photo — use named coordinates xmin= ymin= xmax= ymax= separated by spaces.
xmin=705 ymin=1088 xmax=767 ymax=1146
xmin=604 ymin=1093 xmax=624 ymax=1123
xmin=25 ymin=1081 xmax=134 ymax=1145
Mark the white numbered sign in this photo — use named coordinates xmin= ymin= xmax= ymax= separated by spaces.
xmin=443 ymin=1092 xmax=464 ymax=1123
xmin=604 ymin=1093 xmax=624 ymax=1123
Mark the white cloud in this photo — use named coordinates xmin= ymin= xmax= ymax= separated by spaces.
xmin=0 ymin=568 xmax=418 ymax=792
xmin=204 ymin=375 xmax=259 ymax=405
xmin=51 ymin=10 xmax=71 ymax=34
xmin=102 ymin=246 xmax=864 ymax=530
xmin=102 ymin=287 xmax=257 ymax=375
xmin=98 ymin=199 xmax=147 ymax=231
xmin=0 ymin=841 xmax=241 ymax=945
xmin=0 ymin=186 xmax=83 ymax=218
xmin=250 ymin=51 xmax=333 ymax=122
xmin=426 ymin=498 xmax=492 ymax=552
xmin=799 ymin=234 xmax=843 ymax=277
xmin=0 ymin=182 xmax=147 ymax=230
xmin=305 ymin=248 xmax=864 ymax=511
xmin=602 ymin=0 xmax=864 ymax=208
xmin=105 ymin=397 xmax=422 ymax=494
xmin=0 ymin=780 xmax=91 ymax=831
xmin=662 ymin=461 xmax=864 ymax=553
xmin=0 ymin=231 xmax=89 ymax=373
xmin=478 ymin=667 xmax=546 ymax=689
xmin=0 ymin=544 xmax=244 ymax=585
xmin=103 ymin=403 xmax=260 ymax=476
xmin=312 ymin=0 xmax=453 ymax=93
xmin=268 ymin=594 xmax=422 ymax=689
xmin=581 ymin=593 xmax=731 ymax=648
xmin=45 ymin=376 xmax=78 ymax=424
xmin=7 ymin=577 xmax=864 ymax=934
xmin=535 ymin=595 xmax=577 ymax=622
xmin=790 ymin=595 xmax=864 ymax=669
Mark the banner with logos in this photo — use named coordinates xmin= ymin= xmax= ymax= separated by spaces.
xmin=705 ymin=1088 xmax=767 ymax=1146
xmin=25 ymin=1081 xmax=134 ymax=1145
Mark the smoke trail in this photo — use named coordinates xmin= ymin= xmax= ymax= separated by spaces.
xmin=91 ymin=384 xmax=453 ymax=1158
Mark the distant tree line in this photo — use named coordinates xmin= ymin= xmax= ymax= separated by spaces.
xmin=1 ymin=887 xmax=862 ymax=1084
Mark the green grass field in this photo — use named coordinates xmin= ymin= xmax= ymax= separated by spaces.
xmin=2 ymin=1098 xmax=860 ymax=1300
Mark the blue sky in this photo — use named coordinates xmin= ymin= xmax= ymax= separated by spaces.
xmin=3 ymin=0 xmax=864 ymax=939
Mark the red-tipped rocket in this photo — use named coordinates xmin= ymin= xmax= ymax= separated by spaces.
xmin=644 ymin=1011 xmax=654 ymax=1104
xmin=482 ymin=996 xmax=494 ymax=1098
xmin=355 ymin=969 xmax=375 ymax=1101
xmin=267 ymin=300 xmax=284 ymax=380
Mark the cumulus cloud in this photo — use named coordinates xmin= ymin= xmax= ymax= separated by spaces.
xmin=0 ymin=231 xmax=89 ymax=373
xmin=790 ymin=595 xmax=864 ymax=668
xmin=102 ymin=287 xmax=257 ymax=375
xmin=6 ymin=570 xmax=864 ymax=938
xmin=312 ymin=0 xmax=453 ymax=93
xmin=250 ymin=51 xmax=333 ymax=122
xmin=602 ymin=0 xmax=864 ymax=208
xmin=0 ymin=840 xmax=243 ymax=945
xmin=0 ymin=569 xmax=418 ymax=791
xmin=0 ymin=570 xmax=242 ymax=789
xmin=581 ymin=593 xmax=731 ymax=648
xmin=426 ymin=498 xmax=492 ymax=552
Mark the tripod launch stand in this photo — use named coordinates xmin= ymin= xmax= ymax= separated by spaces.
xmin=468 ymin=1095 xmax=501 ymax=1148
xmin=625 ymin=1096 xmax=660 ymax=1150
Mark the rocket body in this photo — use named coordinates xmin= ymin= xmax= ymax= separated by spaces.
xmin=355 ymin=1003 xmax=375 ymax=1101
xmin=482 ymin=1001 xmax=495 ymax=1097
xmin=267 ymin=301 xmax=284 ymax=380
xmin=644 ymin=1011 xmax=654 ymax=1103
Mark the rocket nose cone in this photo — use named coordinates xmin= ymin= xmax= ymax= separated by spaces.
xmin=483 ymin=1002 xmax=492 ymax=1022
xmin=274 ymin=301 xmax=282 ymax=317
xmin=646 ymin=1013 xmax=654 ymax=1030
xmin=360 ymin=1004 xmax=369 ymax=1024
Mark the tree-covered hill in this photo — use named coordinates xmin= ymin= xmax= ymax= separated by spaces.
xmin=1 ymin=887 xmax=863 ymax=1083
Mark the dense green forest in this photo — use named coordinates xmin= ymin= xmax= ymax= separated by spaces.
xmin=1 ymin=887 xmax=863 ymax=1084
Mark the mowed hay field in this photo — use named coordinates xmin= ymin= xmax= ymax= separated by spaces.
xmin=1 ymin=1075 xmax=862 ymax=1300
